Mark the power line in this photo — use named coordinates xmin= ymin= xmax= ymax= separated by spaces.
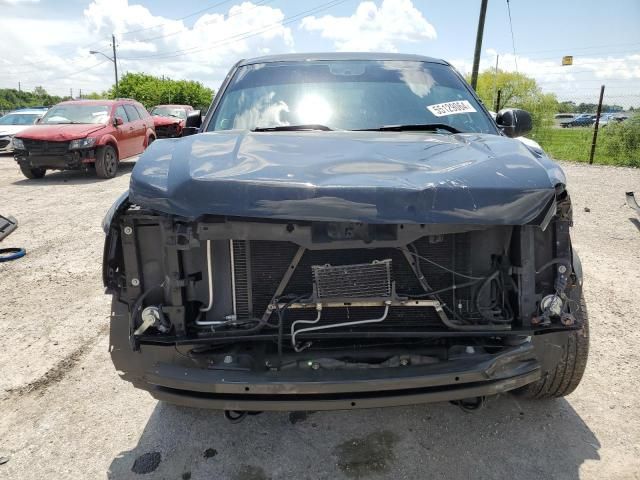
xmin=119 ymin=0 xmax=236 ymax=37
xmin=486 ymin=49 xmax=640 ymax=64
xmin=505 ymin=0 xmax=518 ymax=72
xmin=133 ymin=0 xmax=275 ymax=44
xmin=517 ymin=41 xmax=640 ymax=56
xmin=120 ymin=0 xmax=352 ymax=61
xmin=1 ymin=0 xmax=266 ymax=70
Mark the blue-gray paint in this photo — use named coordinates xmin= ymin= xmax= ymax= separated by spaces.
xmin=128 ymin=130 xmax=565 ymax=225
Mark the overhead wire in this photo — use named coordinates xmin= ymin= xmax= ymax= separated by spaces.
xmin=506 ymin=0 xmax=518 ymax=72
xmin=118 ymin=0 xmax=236 ymax=37
xmin=132 ymin=0 xmax=275 ymax=44
xmin=119 ymin=0 xmax=352 ymax=61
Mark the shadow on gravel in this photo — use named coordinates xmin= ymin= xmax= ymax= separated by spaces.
xmin=10 ymin=161 xmax=136 ymax=186
xmin=108 ymin=395 xmax=599 ymax=479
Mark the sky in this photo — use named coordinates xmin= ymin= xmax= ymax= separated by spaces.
xmin=0 ymin=0 xmax=639 ymax=106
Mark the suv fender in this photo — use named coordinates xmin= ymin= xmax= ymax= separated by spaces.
xmin=96 ymin=134 xmax=119 ymax=157
xmin=145 ymin=129 xmax=156 ymax=147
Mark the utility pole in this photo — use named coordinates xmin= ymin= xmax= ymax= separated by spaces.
xmin=471 ymin=0 xmax=489 ymax=90
xmin=18 ymin=81 xmax=21 ymax=92
xmin=492 ymin=54 xmax=499 ymax=110
xmin=112 ymin=34 xmax=119 ymax=96
xmin=589 ymin=85 xmax=606 ymax=165
xmin=90 ymin=35 xmax=119 ymax=97
xmin=79 ymin=88 xmax=82 ymax=99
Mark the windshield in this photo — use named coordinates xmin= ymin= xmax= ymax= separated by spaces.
xmin=208 ymin=60 xmax=495 ymax=133
xmin=0 ymin=113 xmax=41 ymax=125
xmin=151 ymin=107 xmax=187 ymax=119
xmin=40 ymin=105 xmax=110 ymax=125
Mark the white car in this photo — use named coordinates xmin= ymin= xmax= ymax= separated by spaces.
xmin=0 ymin=108 xmax=47 ymax=153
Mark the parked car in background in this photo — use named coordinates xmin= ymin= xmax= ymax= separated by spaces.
xmin=554 ymin=113 xmax=575 ymax=127
xmin=104 ymin=53 xmax=588 ymax=413
xmin=564 ymin=113 xmax=595 ymax=128
xmin=599 ymin=113 xmax=615 ymax=127
xmin=13 ymin=99 xmax=155 ymax=179
xmin=150 ymin=104 xmax=194 ymax=138
xmin=0 ymin=107 xmax=47 ymax=153
xmin=600 ymin=113 xmax=628 ymax=127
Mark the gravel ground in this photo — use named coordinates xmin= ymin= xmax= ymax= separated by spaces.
xmin=0 ymin=155 xmax=639 ymax=480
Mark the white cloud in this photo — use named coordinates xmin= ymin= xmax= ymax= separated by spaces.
xmin=450 ymin=50 xmax=640 ymax=108
xmin=300 ymin=0 xmax=436 ymax=52
xmin=0 ymin=0 xmax=294 ymax=96
xmin=0 ymin=0 xmax=39 ymax=5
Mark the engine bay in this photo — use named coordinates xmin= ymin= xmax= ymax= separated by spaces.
xmin=103 ymin=198 xmax=582 ymax=371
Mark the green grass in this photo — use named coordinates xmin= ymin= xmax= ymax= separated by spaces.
xmin=530 ymin=125 xmax=640 ymax=167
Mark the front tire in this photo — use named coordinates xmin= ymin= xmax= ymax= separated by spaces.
xmin=517 ymin=295 xmax=589 ymax=399
xmin=95 ymin=145 xmax=118 ymax=179
xmin=19 ymin=165 xmax=46 ymax=179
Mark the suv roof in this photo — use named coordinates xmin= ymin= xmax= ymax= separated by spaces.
xmin=7 ymin=108 xmax=47 ymax=115
xmin=153 ymin=104 xmax=192 ymax=109
xmin=56 ymin=99 xmax=141 ymax=107
xmin=238 ymin=52 xmax=446 ymax=67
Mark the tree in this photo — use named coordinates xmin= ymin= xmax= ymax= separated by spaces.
xmin=558 ymin=101 xmax=577 ymax=113
xmin=83 ymin=91 xmax=108 ymax=100
xmin=469 ymin=69 xmax=559 ymax=134
xmin=0 ymin=87 xmax=65 ymax=112
xmin=110 ymin=73 xmax=214 ymax=110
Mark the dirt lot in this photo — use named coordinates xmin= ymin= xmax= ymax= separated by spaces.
xmin=1 ymin=155 xmax=639 ymax=480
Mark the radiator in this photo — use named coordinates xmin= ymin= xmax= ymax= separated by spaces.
xmin=231 ymin=234 xmax=471 ymax=331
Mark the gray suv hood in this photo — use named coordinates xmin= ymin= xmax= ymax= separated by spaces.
xmin=129 ymin=130 xmax=565 ymax=225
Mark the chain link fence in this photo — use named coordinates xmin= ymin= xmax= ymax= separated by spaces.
xmin=523 ymin=89 xmax=640 ymax=167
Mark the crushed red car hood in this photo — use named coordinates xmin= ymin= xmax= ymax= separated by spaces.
xmin=16 ymin=123 xmax=106 ymax=141
xmin=153 ymin=116 xmax=184 ymax=127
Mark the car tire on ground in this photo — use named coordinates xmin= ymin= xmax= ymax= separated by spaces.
xmin=19 ymin=165 xmax=46 ymax=179
xmin=95 ymin=145 xmax=119 ymax=179
xmin=517 ymin=294 xmax=589 ymax=399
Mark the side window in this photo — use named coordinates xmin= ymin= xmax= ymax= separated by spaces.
xmin=115 ymin=106 xmax=129 ymax=123
xmin=124 ymin=104 xmax=140 ymax=121
xmin=135 ymin=105 xmax=149 ymax=119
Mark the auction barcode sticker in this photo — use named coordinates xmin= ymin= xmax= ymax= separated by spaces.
xmin=427 ymin=100 xmax=477 ymax=117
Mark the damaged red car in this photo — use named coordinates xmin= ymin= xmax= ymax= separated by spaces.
xmin=13 ymin=99 xmax=155 ymax=179
xmin=150 ymin=104 xmax=194 ymax=138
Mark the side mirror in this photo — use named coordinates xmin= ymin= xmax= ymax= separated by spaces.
xmin=35 ymin=118 xmax=42 ymax=124
xmin=183 ymin=110 xmax=202 ymax=137
xmin=496 ymin=108 xmax=532 ymax=138
xmin=113 ymin=116 xmax=124 ymax=127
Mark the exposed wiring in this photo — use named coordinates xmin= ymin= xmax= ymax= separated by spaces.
xmin=400 ymin=246 xmax=487 ymax=280
xmin=405 ymin=278 xmax=484 ymax=297
xmin=535 ymin=258 xmax=571 ymax=275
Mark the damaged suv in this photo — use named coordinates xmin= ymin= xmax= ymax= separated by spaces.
xmin=103 ymin=53 xmax=588 ymax=413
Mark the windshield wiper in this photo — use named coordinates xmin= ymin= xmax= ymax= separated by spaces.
xmin=251 ymin=124 xmax=333 ymax=132
xmin=355 ymin=123 xmax=461 ymax=134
